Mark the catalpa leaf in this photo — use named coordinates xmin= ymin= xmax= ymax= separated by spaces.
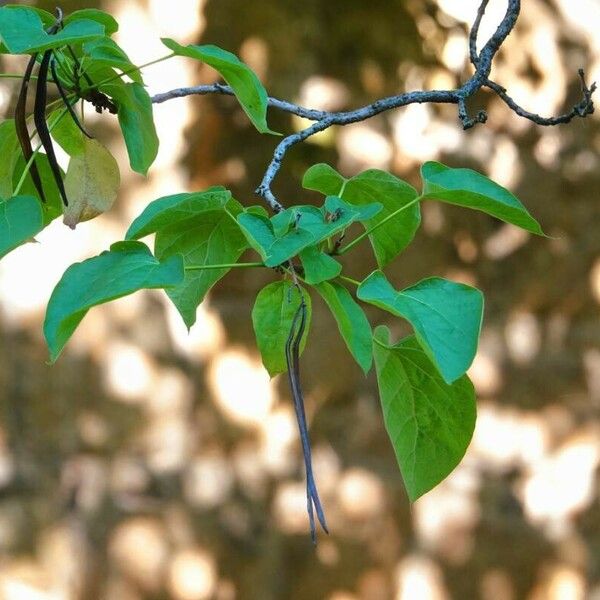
xmin=0 ymin=195 xmax=44 ymax=259
xmin=13 ymin=155 xmax=64 ymax=225
xmin=420 ymin=161 xmax=543 ymax=234
xmin=44 ymin=241 xmax=184 ymax=362
xmin=315 ymin=281 xmax=372 ymax=374
xmin=0 ymin=120 xmax=21 ymax=199
xmin=83 ymin=38 xmax=143 ymax=84
xmin=299 ymin=246 xmax=342 ymax=285
xmin=126 ymin=188 xmax=231 ymax=241
xmin=63 ymin=9 xmax=119 ymax=36
xmin=252 ymin=281 xmax=311 ymax=377
xmin=373 ymin=328 xmax=476 ymax=501
xmin=303 ymin=165 xmax=421 ymax=267
xmin=162 ymin=38 xmax=278 ymax=135
xmin=146 ymin=195 xmax=248 ymax=328
xmin=50 ymin=108 xmax=86 ymax=157
xmin=102 ymin=81 xmax=158 ymax=176
xmin=238 ymin=197 xmax=379 ymax=267
xmin=0 ymin=7 xmax=104 ymax=54
xmin=63 ymin=138 xmax=121 ymax=229
xmin=358 ymin=271 xmax=483 ymax=383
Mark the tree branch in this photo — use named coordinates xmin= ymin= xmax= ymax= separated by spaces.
xmin=151 ymin=0 xmax=595 ymax=213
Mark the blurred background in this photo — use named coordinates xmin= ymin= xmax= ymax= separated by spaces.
xmin=0 ymin=0 xmax=599 ymax=598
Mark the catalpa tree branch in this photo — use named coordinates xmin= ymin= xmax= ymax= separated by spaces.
xmin=151 ymin=0 xmax=595 ymax=213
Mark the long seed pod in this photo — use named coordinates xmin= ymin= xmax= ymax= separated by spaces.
xmin=285 ymin=294 xmax=329 ymax=543
xmin=50 ymin=57 xmax=93 ymax=139
xmin=34 ymin=51 xmax=69 ymax=206
xmin=15 ymin=54 xmax=46 ymax=203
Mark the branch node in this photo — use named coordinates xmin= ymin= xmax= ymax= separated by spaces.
xmin=458 ymin=97 xmax=488 ymax=130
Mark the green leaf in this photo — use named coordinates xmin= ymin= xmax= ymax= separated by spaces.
xmin=315 ymin=281 xmax=372 ymax=373
xmin=0 ymin=7 xmax=104 ymax=54
xmin=0 ymin=120 xmax=21 ymax=199
xmin=126 ymin=188 xmax=231 ymax=240
xmin=421 ymin=161 xmax=543 ymax=235
xmin=303 ymin=163 xmax=346 ymax=196
xmin=13 ymin=155 xmax=64 ymax=225
xmin=358 ymin=271 xmax=483 ymax=383
xmin=62 ymin=138 xmax=121 ymax=229
xmin=49 ymin=109 xmax=86 ymax=157
xmin=373 ymin=328 xmax=476 ymax=501
xmin=252 ymin=281 xmax=311 ymax=377
xmin=162 ymin=38 xmax=278 ymax=135
xmin=63 ymin=9 xmax=119 ymax=36
xmin=3 ymin=5 xmax=55 ymax=27
xmin=299 ymin=246 xmax=342 ymax=284
xmin=237 ymin=212 xmax=312 ymax=267
xmin=0 ymin=195 xmax=44 ymax=259
xmin=152 ymin=198 xmax=248 ymax=328
xmin=238 ymin=197 xmax=379 ymax=268
xmin=44 ymin=241 xmax=184 ymax=362
xmin=304 ymin=165 xmax=421 ymax=267
xmin=83 ymin=38 xmax=143 ymax=84
xmin=102 ymin=82 xmax=158 ymax=176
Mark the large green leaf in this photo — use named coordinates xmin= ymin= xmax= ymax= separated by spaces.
xmin=302 ymin=163 xmax=346 ymax=196
xmin=102 ymin=82 xmax=158 ymax=176
xmin=161 ymin=38 xmax=277 ymax=135
xmin=126 ymin=188 xmax=231 ymax=241
xmin=83 ymin=38 xmax=143 ymax=84
xmin=44 ymin=241 xmax=184 ymax=362
xmin=373 ymin=328 xmax=476 ymax=501
xmin=146 ymin=197 xmax=248 ymax=328
xmin=299 ymin=246 xmax=342 ymax=284
xmin=63 ymin=9 xmax=119 ymax=36
xmin=420 ymin=161 xmax=543 ymax=234
xmin=0 ymin=195 xmax=44 ymax=259
xmin=358 ymin=271 xmax=483 ymax=383
xmin=13 ymin=155 xmax=64 ymax=225
xmin=0 ymin=120 xmax=21 ymax=199
xmin=0 ymin=7 xmax=104 ymax=54
xmin=63 ymin=138 xmax=121 ymax=228
xmin=304 ymin=165 xmax=421 ymax=267
xmin=252 ymin=281 xmax=311 ymax=377
xmin=315 ymin=281 xmax=372 ymax=374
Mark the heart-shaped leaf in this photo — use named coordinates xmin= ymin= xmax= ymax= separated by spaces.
xmin=304 ymin=164 xmax=421 ymax=267
xmin=373 ymin=328 xmax=476 ymax=501
xmin=162 ymin=38 xmax=278 ymax=135
xmin=421 ymin=161 xmax=543 ymax=234
xmin=63 ymin=138 xmax=120 ymax=228
xmin=358 ymin=271 xmax=483 ymax=383
xmin=252 ymin=281 xmax=311 ymax=377
xmin=44 ymin=241 xmax=184 ymax=362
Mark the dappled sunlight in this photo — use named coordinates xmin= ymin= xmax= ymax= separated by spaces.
xmin=337 ymin=468 xmax=385 ymax=521
xmin=395 ymin=555 xmax=449 ymax=600
xmin=471 ymin=402 xmax=549 ymax=471
xmin=209 ymin=348 xmax=276 ymax=427
xmin=0 ymin=0 xmax=599 ymax=597
xmin=520 ymin=432 xmax=600 ymax=527
xmin=337 ymin=124 xmax=393 ymax=171
xmin=166 ymin=547 xmax=217 ymax=600
xmin=413 ymin=466 xmax=480 ymax=562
